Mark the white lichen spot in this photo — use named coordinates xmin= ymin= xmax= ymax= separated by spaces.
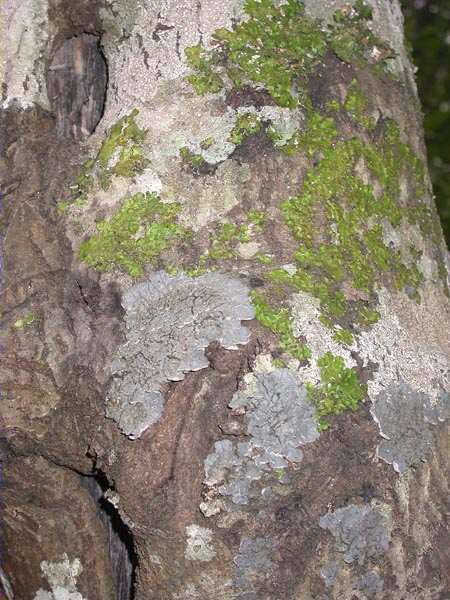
xmin=185 ymin=525 xmax=216 ymax=562
xmin=106 ymin=271 xmax=254 ymax=439
xmin=33 ymin=554 xmax=86 ymax=600
xmin=237 ymin=241 xmax=260 ymax=260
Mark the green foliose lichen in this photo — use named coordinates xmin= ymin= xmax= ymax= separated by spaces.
xmin=78 ymin=192 xmax=188 ymax=277
xmin=306 ymin=351 xmax=366 ymax=430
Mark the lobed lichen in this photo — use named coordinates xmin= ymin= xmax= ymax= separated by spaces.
xmin=106 ymin=271 xmax=254 ymax=439
xmin=78 ymin=192 xmax=187 ymax=278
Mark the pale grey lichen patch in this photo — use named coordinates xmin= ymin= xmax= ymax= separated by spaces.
xmin=33 ymin=554 xmax=86 ymax=600
xmin=356 ymin=286 xmax=450 ymax=405
xmin=319 ymin=504 xmax=391 ymax=565
xmin=356 ymin=571 xmax=384 ymax=598
xmin=202 ymin=369 xmax=318 ymax=514
xmin=290 ymin=292 xmax=356 ymax=384
xmin=0 ymin=567 xmax=14 ymax=600
xmin=320 ymin=560 xmax=340 ymax=588
xmin=229 ymin=369 xmax=319 ymax=466
xmin=185 ymin=524 xmax=216 ymax=562
xmin=106 ymin=271 xmax=253 ymax=439
xmin=1 ymin=0 xmax=51 ymax=109
xmin=234 ymin=537 xmax=274 ymax=598
xmin=370 ymin=382 xmax=450 ymax=473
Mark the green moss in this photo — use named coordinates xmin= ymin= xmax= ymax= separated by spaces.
xmin=229 ymin=113 xmax=262 ymax=145
xmin=180 ymin=146 xmax=206 ymax=169
xmin=185 ymin=0 xmax=395 ymax=106
xmin=13 ymin=312 xmax=38 ymax=329
xmin=255 ymin=253 xmax=273 ymax=265
xmin=331 ymin=1 xmax=394 ymax=70
xmin=78 ymin=192 xmax=187 ymax=277
xmin=248 ymin=210 xmax=266 ymax=231
xmin=184 ymin=44 xmax=223 ymax=95
xmin=96 ymin=110 xmax=148 ymax=189
xmin=306 ymin=352 xmax=366 ymax=429
xmin=332 ymin=328 xmax=354 ymax=346
xmin=59 ymin=111 xmax=148 ymax=213
xmin=326 ymin=99 xmax=341 ymax=112
xmin=358 ymin=306 xmax=380 ymax=326
xmin=344 ymin=80 xmax=376 ymax=130
xmin=251 ymin=292 xmax=311 ymax=360
xmin=279 ymin=120 xmax=429 ymax=329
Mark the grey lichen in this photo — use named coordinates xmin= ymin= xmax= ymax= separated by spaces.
xmin=320 ymin=560 xmax=340 ymax=588
xmin=234 ymin=537 xmax=274 ymax=598
xmin=106 ymin=271 xmax=254 ymax=439
xmin=370 ymin=382 xmax=450 ymax=473
xmin=229 ymin=369 xmax=319 ymax=467
xmin=319 ymin=504 xmax=390 ymax=565
xmin=33 ymin=554 xmax=86 ymax=600
xmin=356 ymin=571 xmax=384 ymax=598
xmin=202 ymin=369 xmax=319 ymax=512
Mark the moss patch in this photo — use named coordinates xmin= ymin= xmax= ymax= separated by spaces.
xmin=185 ymin=0 xmax=394 ymax=107
xmin=79 ymin=192 xmax=188 ymax=277
xmin=58 ymin=110 xmax=148 ymax=213
xmin=307 ymin=352 xmax=366 ymax=430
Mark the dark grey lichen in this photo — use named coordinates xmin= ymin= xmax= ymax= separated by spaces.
xmin=106 ymin=271 xmax=254 ymax=439
xmin=202 ymin=369 xmax=318 ymax=510
xmin=320 ymin=560 xmax=340 ymax=588
xmin=370 ymin=382 xmax=450 ymax=473
xmin=319 ymin=504 xmax=390 ymax=565
xmin=356 ymin=571 xmax=384 ymax=598
xmin=234 ymin=537 xmax=274 ymax=599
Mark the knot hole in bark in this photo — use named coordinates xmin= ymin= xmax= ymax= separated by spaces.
xmin=47 ymin=33 xmax=108 ymax=139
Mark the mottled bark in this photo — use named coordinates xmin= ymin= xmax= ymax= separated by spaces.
xmin=1 ymin=1 xmax=449 ymax=600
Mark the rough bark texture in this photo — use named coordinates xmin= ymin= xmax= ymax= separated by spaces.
xmin=1 ymin=1 xmax=449 ymax=600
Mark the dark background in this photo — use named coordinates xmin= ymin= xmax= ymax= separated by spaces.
xmin=402 ymin=0 xmax=450 ymax=246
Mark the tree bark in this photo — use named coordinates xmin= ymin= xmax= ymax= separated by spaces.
xmin=1 ymin=1 xmax=449 ymax=599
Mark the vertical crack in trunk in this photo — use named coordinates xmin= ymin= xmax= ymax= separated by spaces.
xmin=81 ymin=471 xmax=137 ymax=600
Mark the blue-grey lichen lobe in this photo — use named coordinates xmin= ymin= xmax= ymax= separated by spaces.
xmin=234 ymin=537 xmax=274 ymax=599
xmin=320 ymin=560 xmax=340 ymax=588
xmin=319 ymin=504 xmax=390 ymax=565
xmin=371 ymin=382 xmax=450 ymax=473
xmin=106 ymin=271 xmax=254 ymax=439
xmin=202 ymin=369 xmax=319 ymax=511
xmin=356 ymin=571 xmax=384 ymax=598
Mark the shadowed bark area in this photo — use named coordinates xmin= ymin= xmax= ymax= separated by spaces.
xmin=1 ymin=1 xmax=449 ymax=600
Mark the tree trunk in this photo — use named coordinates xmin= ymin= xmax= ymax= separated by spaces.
xmin=1 ymin=1 xmax=449 ymax=599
